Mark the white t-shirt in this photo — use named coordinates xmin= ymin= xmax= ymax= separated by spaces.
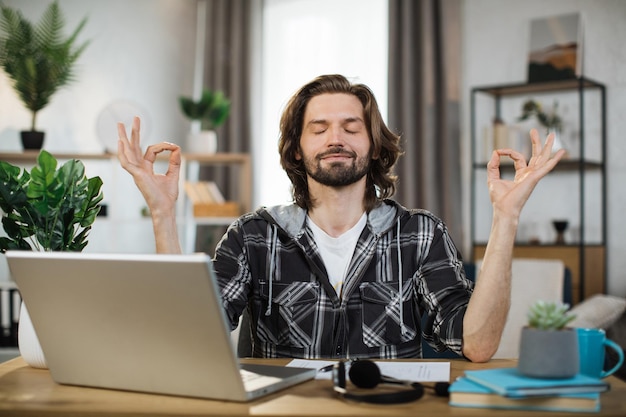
xmin=307 ymin=212 xmax=367 ymax=297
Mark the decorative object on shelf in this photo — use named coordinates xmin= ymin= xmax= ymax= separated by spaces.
xmin=518 ymin=300 xmax=578 ymax=378
xmin=527 ymin=13 xmax=582 ymax=83
xmin=179 ymin=89 xmax=231 ymax=154
xmin=0 ymin=151 xmax=103 ymax=368
xmin=0 ymin=1 xmax=90 ymax=151
xmin=552 ymin=219 xmax=569 ymax=245
xmin=517 ymin=99 xmax=566 ymax=155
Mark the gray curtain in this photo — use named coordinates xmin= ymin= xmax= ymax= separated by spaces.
xmin=387 ymin=0 xmax=463 ymax=244
xmin=202 ymin=0 xmax=252 ymax=155
xmin=196 ymin=0 xmax=253 ymax=254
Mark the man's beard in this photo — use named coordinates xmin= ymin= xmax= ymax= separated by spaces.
xmin=303 ymin=148 xmax=370 ymax=187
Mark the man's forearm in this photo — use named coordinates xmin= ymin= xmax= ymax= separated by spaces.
xmin=462 ymin=214 xmax=517 ymax=362
xmin=151 ymin=208 xmax=182 ymax=254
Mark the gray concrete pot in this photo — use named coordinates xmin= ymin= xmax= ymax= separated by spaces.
xmin=517 ymin=327 xmax=579 ymax=378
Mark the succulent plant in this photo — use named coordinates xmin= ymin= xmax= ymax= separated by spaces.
xmin=527 ymin=300 xmax=576 ymax=331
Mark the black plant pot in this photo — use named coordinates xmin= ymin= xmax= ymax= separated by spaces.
xmin=20 ymin=131 xmax=45 ymax=150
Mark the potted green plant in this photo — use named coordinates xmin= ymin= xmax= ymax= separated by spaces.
xmin=0 ymin=1 xmax=90 ymax=150
xmin=0 ymin=150 xmax=103 ymax=368
xmin=518 ymin=300 xmax=578 ymax=378
xmin=179 ymin=89 xmax=231 ymax=153
xmin=518 ymin=99 xmax=563 ymax=132
xmin=517 ymin=99 xmax=566 ymax=156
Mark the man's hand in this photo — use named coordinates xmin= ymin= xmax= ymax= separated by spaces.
xmin=117 ymin=116 xmax=182 ymax=253
xmin=117 ymin=116 xmax=181 ymax=217
xmin=487 ymin=128 xmax=565 ymax=220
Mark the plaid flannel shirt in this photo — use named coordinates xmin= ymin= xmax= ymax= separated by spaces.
xmin=213 ymin=200 xmax=473 ymax=359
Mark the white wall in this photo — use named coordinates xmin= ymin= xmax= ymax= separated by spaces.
xmin=461 ymin=0 xmax=626 ymax=296
xmin=0 ymin=0 xmax=197 ymax=280
xmin=0 ymin=0 xmax=196 ymax=152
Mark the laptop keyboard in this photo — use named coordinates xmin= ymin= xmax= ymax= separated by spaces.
xmin=240 ymin=369 xmax=281 ymax=391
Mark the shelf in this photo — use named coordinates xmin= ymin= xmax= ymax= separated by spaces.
xmin=472 ymin=77 xmax=605 ymax=97
xmin=181 ymin=154 xmax=252 ymax=254
xmin=0 ymin=151 xmax=113 ymax=163
xmin=470 ymin=78 xmax=607 ymax=304
xmin=472 ymin=159 xmax=604 ymax=171
xmin=473 ymin=244 xmax=605 ymax=304
xmin=0 ymin=152 xmax=250 ymax=164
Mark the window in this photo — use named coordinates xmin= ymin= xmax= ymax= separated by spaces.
xmin=253 ymin=0 xmax=388 ymax=207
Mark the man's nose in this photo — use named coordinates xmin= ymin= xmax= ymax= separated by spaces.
xmin=327 ymin=126 xmax=345 ymax=145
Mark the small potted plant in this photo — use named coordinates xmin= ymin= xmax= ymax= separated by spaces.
xmin=518 ymin=300 xmax=578 ymax=378
xmin=518 ymin=99 xmax=563 ymax=133
xmin=517 ymin=99 xmax=566 ymax=156
xmin=0 ymin=150 xmax=103 ymax=368
xmin=0 ymin=1 xmax=90 ymax=150
xmin=179 ymin=89 xmax=231 ymax=153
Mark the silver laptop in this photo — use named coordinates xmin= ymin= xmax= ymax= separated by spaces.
xmin=6 ymin=251 xmax=316 ymax=401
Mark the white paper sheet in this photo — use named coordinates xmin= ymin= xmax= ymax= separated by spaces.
xmin=287 ymin=359 xmax=450 ymax=382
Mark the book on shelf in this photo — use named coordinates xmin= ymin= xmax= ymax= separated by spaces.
xmin=449 ymin=377 xmax=600 ymax=413
xmin=184 ymin=181 xmax=225 ymax=204
xmin=463 ymin=367 xmax=609 ymax=398
xmin=183 ymin=181 xmax=239 ymax=217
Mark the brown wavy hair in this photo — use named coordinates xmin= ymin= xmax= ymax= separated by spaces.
xmin=278 ymin=74 xmax=402 ymax=211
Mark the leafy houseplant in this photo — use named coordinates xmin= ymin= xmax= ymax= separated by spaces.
xmin=179 ymin=89 xmax=231 ymax=153
xmin=518 ymin=99 xmax=567 ymax=156
xmin=179 ymin=89 xmax=231 ymax=130
xmin=0 ymin=1 xmax=89 ymax=150
xmin=0 ymin=151 xmax=103 ymax=252
xmin=518 ymin=99 xmax=563 ymax=132
xmin=518 ymin=301 xmax=579 ymax=378
xmin=0 ymin=150 xmax=103 ymax=368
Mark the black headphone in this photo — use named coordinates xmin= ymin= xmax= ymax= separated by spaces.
xmin=332 ymin=360 xmax=450 ymax=404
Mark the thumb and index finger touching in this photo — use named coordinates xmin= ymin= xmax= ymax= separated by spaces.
xmin=487 ymin=129 xmax=565 ymax=183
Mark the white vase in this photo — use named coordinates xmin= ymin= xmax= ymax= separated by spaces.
xmin=187 ymin=130 xmax=217 ymax=154
xmin=18 ymin=302 xmax=48 ymax=369
xmin=547 ymin=127 xmax=567 ymax=157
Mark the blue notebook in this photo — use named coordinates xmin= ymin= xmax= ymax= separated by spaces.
xmin=463 ymin=367 xmax=609 ymax=398
xmin=449 ymin=377 xmax=600 ymax=413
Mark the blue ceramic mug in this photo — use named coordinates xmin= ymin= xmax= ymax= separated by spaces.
xmin=577 ymin=328 xmax=624 ymax=379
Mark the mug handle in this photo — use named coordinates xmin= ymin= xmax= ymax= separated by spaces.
xmin=601 ymin=339 xmax=625 ymax=378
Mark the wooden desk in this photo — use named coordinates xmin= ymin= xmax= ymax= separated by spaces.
xmin=0 ymin=357 xmax=625 ymax=416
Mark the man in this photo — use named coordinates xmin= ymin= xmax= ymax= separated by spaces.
xmin=118 ymin=74 xmax=564 ymax=362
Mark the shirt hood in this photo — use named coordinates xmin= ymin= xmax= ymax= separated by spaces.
xmin=261 ymin=200 xmax=404 ymax=239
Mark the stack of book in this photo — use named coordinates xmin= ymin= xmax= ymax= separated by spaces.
xmin=184 ymin=181 xmax=239 ymax=217
xmin=449 ymin=367 xmax=610 ymax=413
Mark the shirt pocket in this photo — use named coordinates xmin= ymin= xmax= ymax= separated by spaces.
xmin=359 ymin=281 xmax=418 ymax=347
xmin=255 ymin=281 xmax=319 ymax=348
